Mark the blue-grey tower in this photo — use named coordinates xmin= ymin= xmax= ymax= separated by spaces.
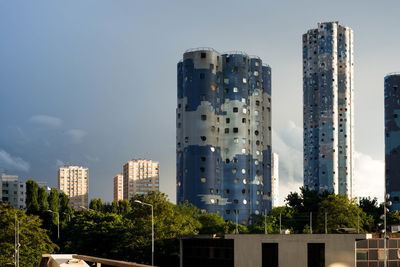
xmin=385 ymin=73 xmax=400 ymax=210
xmin=303 ymin=22 xmax=354 ymax=197
xmin=177 ymin=48 xmax=272 ymax=224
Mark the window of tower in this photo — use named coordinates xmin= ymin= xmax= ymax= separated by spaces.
xmin=200 ymin=136 xmax=206 ymax=141
xmin=233 ymin=66 xmax=238 ymax=72
xmin=225 ymin=128 xmax=229 ymax=134
xmin=201 ymin=52 xmax=206 ymax=58
xmin=201 ymin=115 xmax=207 ymax=121
xmin=234 ymin=138 xmax=239 ymax=143
xmin=242 ymin=148 xmax=246 ymax=154
xmin=243 ymin=78 xmax=247 ymax=84
xmin=210 ymin=84 xmax=215 ymax=90
xmin=256 ymin=100 xmax=260 ymax=106
xmin=234 ymin=199 xmax=238 ymax=204
xmin=233 ymin=107 xmax=238 ymax=113
xmin=201 ymin=177 xmax=206 ymax=183
xmin=254 ymin=90 xmax=259 ymax=96
xmin=200 ymin=167 xmax=205 ymax=172
xmin=224 ymin=78 xmax=229 ymax=84
xmin=226 ymin=118 xmax=230 ymax=123
xmin=233 ymin=128 xmax=238 ymax=133
xmin=233 ymin=87 xmax=239 ymax=93
xmin=255 ymin=130 xmax=259 ymax=136
xmin=225 ymin=189 xmax=230 ymax=194
xmin=232 ymin=168 xmax=237 ymax=174
xmin=255 ymin=110 xmax=259 ymax=116
xmin=234 ymin=178 xmax=239 ymax=184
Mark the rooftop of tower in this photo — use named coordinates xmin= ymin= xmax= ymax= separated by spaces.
xmin=386 ymin=72 xmax=400 ymax=77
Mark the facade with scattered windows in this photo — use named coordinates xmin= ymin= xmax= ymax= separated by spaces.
xmin=58 ymin=166 xmax=89 ymax=210
xmin=303 ymin=22 xmax=354 ymax=196
xmin=122 ymin=159 xmax=159 ymax=200
xmin=271 ymin=153 xmax=279 ymax=207
xmin=176 ymin=48 xmax=272 ymax=224
xmin=385 ymin=73 xmax=400 ymax=211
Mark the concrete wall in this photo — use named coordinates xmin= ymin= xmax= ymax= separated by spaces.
xmin=226 ymin=234 xmax=369 ymax=267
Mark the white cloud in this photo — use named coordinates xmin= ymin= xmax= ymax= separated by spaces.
xmin=29 ymin=115 xmax=63 ymax=128
xmin=272 ymin=121 xmax=304 ymax=205
xmin=0 ymin=149 xmax=30 ymax=172
xmin=272 ymin=121 xmax=384 ymax=204
xmin=66 ymin=129 xmax=87 ymax=144
xmin=353 ymin=151 xmax=384 ymax=202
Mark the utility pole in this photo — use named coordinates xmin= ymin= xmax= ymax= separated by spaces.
xmin=264 ymin=209 xmax=267 ymax=234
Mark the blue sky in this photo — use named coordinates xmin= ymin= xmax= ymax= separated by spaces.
xmin=1 ymin=0 xmax=399 ymax=203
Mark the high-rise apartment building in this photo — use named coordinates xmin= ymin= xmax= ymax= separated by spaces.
xmin=122 ymin=159 xmax=159 ymax=200
xmin=271 ymin=153 xmax=279 ymax=207
xmin=58 ymin=166 xmax=89 ymax=210
xmin=1 ymin=174 xmax=26 ymax=209
xmin=177 ymin=48 xmax=272 ymax=224
xmin=385 ymin=73 xmax=400 ymax=210
xmin=113 ymin=173 xmax=123 ymax=201
xmin=303 ymin=22 xmax=354 ymax=197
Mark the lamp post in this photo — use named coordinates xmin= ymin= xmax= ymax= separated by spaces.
xmin=47 ymin=210 xmax=59 ymax=239
xmin=383 ymin=194 xmax=392 ymax=267
xmin=14 ymin=214 xmax=19 ymax=267
xmin=134 ymin=200 xmax=154 ymax=266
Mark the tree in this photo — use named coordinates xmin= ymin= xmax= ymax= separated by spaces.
xmin=38 ymin=186 xmax=48 ymax=212
xmin=198 ymin=213 xmax=225 ymax=234
xmin=89 ymin=198 xmax=103 ymax=211
xmin=0 ymin=204 xmax=57 ymax=266
xmin=47 ymin=188 xmax=59 ymax=238
xmin=26 ymin=179 xmax=39 ymax=215
xmin=112 ymin=200 xmax=118 ymax=213
xmin=118 ymin=200 xmax=131 ymax=215
xmin=316 ymin=194 xmax=372 ymax=233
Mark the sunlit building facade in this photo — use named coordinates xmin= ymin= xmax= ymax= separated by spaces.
xmin=58 ymin=166 xmax=89 ymax=210
xmin=303 ymin=22 xmax=354 ymax=197
xmin=177 ymin=48 xmax=272 ymax=224
xmin=122 ymin=159 xmax=159 ymax=200
xmin=113 ymin=173 xmax=123 ymax=201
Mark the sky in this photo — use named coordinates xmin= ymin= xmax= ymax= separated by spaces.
xmin=0 ymin=0 xmax=399 ymax=204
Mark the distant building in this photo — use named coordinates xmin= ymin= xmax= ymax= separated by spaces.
xmin=58 ymin=166 xmax=89 ymax=210
xmin=303 ymin=21 xmax=354 ymax=197
xmin=385 ymin=73 xmax=400 ymax=210
xmin=37 ymin=181 xmax=51 ymax=193
xmin=123 ymin=159 xmax=159 ymax=200
xmin=1 ymin=174 xmax=26 ymax=209
xmin=113 ymin=173 xmax=123 ymax=201
xmin=271 ymin=153 xmax=279 ymax=207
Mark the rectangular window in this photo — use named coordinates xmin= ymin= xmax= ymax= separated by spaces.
xmin=233 ymin=107 xmax=238 ymax=113
xmin=243 ymin=108 xmax=247 ymax=114
xmin=224 ymin=78 xmax=229 ymax=84
xmin=307 ymin=243 xmax=325 ymax=267
xmin=201 ymin=52 xmax=206 ymax=58
xmin=233 ymin=87 xmax=238 ymax=93
xmin=262 ymin=243 xmax=278 ymax=267
xmin=201 ymin=115 xmax=207 ymax=121
xmin=233 ymin=128 xmax=238 ymax=133
xmin=243 ymin=78 xmax=247 ymax=83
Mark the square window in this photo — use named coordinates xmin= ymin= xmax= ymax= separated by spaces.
xmin=201 ymin=52 xmax=206 ymax=58
xmin=224 ymin=78 xmax=229 ymax=85
xmin=226 ymin=118 xmax=230 ymax=123
xmin=243 ymin=78 xmax=247 ymax=83
xmin=201 ymin=115 xmax=207 ymax=121
xmin=233 ymin=87 xmax=239 ymax=93
xmin=233 ymin=128 xmax=238 ymax=133
xmin=243 ymin=108 xmax=247 ymax=114
xmin=233 ymin=107 xmax=238 ymax=112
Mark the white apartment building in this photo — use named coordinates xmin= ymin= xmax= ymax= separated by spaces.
xmin=113 ymin=173 xmax=123 ymax=201
xmin=123 ymin=159 xmax=159 ymax=200
xmin=58 ymin=166 xmax=89 ymax=210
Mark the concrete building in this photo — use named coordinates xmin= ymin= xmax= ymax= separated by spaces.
xmin=181 ymin=234 xmax=372 ymax=267
xmin=271 ymin=153 xmax=279 ymax=207
xmin=303 ymin=22 xmax=354 ymax=197
xmin=1 ymin=174 xmax=26 ymax=209
xmin=122 ymin=159 xmax=159 ymax=200
xmin=177 ymin=48 xmax=272 ymax=224
xmin=385 ymin=73 xmax=400 ymax=211
xmin=58 ymin=166 xmax=89 ymax=210
xmin=113 ymin=173 xmax=123 ymax=201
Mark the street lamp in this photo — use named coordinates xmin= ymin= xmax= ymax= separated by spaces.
xmin=134 ymin=200 xmax=154 ymax=266
xmin=47 ymin=210 xmax=59 ymax=239
xmin=383 ymin=194 xmax=392 ymax=267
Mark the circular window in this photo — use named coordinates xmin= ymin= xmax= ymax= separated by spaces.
xmin=210 ymin=198 xmax=215 ymax=204
xmin=210 ymin=147 xmax=215 ymax=152
xmin=255 ymin=210 xmax=259 ymax=215
xmin=255 ymin=160 xmax=259 ymax=165
xmin=241 ymin=169 xmax=246 ymax=174
xmin=177 ymin=182 xmax=181 ymax=187
xmin=201 ymin=178 xmax=206 ymax=183
xmin=243 ymin=179 xmax=247 ymax=184
xmin=232 ymin=168 xmax=237 ymax=174
xmin=234 ymin=178 xmax=239 ymax=184
xmin=243 ymin=199 xmax=247 ymax=205
xmin=255 ymin=130 xmax=259 ymax=136
xmin=200 ymin=136 xmax=207 ymax=141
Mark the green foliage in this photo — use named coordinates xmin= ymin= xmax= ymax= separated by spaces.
xmin=38 ymin=186 xmax=49 ymax=212
xmin=198 ymin=213 xmax=225 ymax=234
xmin=316 ymin=194 xmax=372 ymax=233
xmin=118 ymin=200 xmax=131 ymax=215
xmin=89 ymin=198 xmax=103 ymax=211
xmin=48 ymin=188 xmax=59 ymax=227
xmin=112 ymin=200 xmax=118 ymax=213
xmin=0 ymin=204 xmax=57 ymax=266
xmin=26 ymin=179 xmax=39 ymax=215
